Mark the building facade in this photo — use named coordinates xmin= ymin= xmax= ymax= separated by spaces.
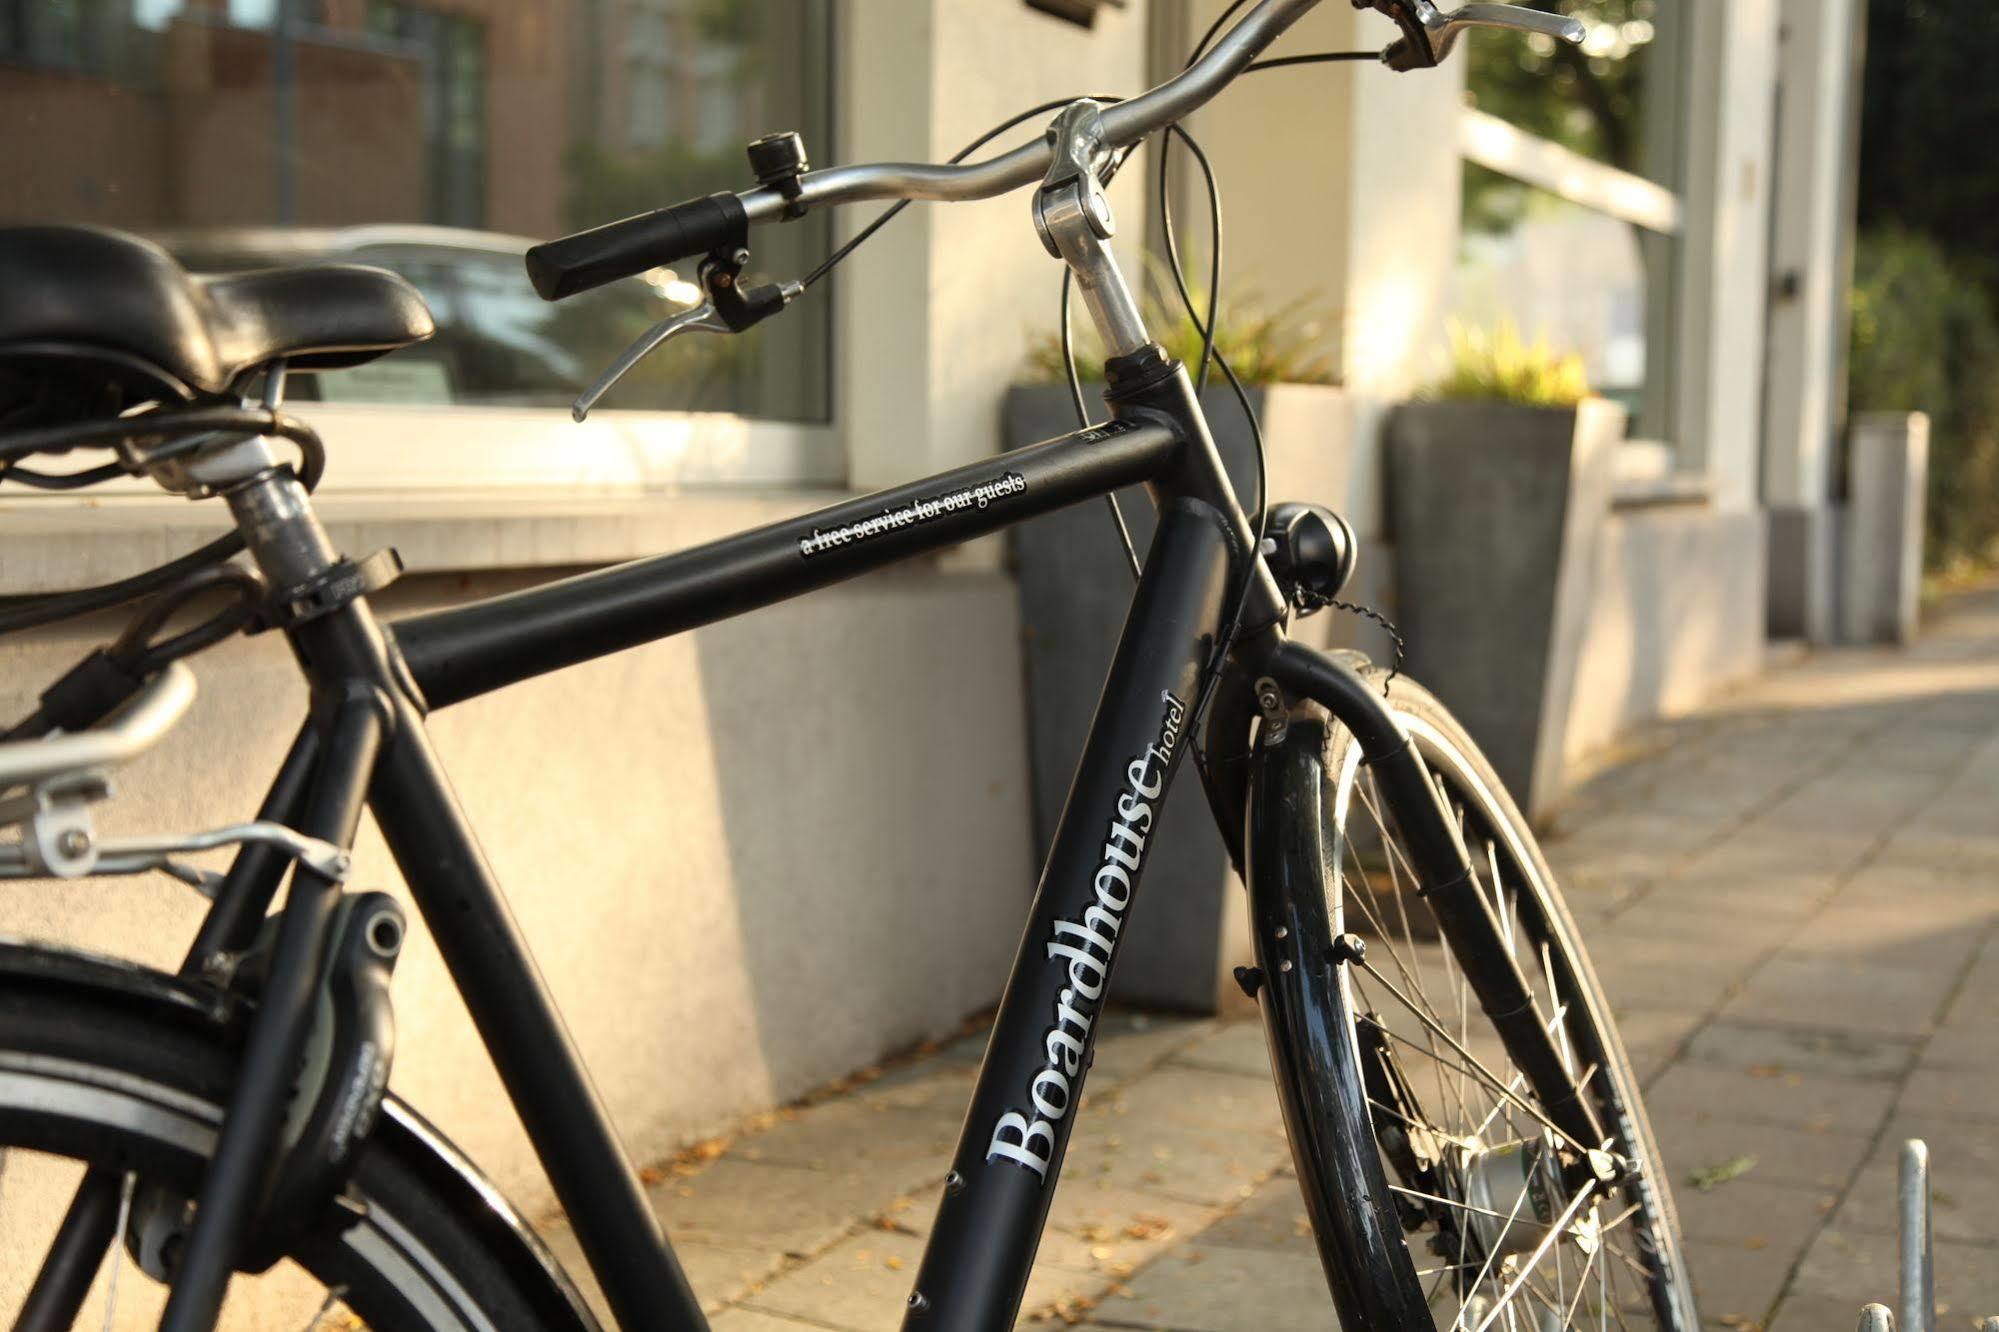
xmin=0 ymin=0 xmax=1866 ymax=1207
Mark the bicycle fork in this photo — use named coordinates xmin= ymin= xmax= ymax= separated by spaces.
xmin=1263 ymin=640 xmax=1611 ymax=1163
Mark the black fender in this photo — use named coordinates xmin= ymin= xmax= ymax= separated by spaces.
xmin=0 ymin=938 xmax=601 ymax=1332
xmin=1242 ymin=708 xmax=1430 ymax=1330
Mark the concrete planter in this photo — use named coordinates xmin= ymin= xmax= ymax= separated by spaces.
xmin=1385 ymin=397 xmax=1624 ymax=820
xmin=1003 ymin=380 xmax=1347 ymax=1012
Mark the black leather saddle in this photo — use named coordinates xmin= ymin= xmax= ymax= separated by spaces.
xmin=0 ymin=225 xmax=435 ymax=410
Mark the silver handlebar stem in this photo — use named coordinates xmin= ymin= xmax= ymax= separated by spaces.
xmin=736 ymin=0 xmax=1321 ymax=224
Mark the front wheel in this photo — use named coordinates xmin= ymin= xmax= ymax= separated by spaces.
xmin=1246 ymin=666 xmax=1699 ymax=1331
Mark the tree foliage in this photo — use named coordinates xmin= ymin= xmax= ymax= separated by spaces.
xmin=1848 ymin=228 xmax=1999 ymax=575
xmin=1852 ymin=1 xmax=1999 ymax=573
xmin=1462 ymin=0 xmax=1663 ymax=177
xmin=1858 ymin=1 xmax=1999 ymax=298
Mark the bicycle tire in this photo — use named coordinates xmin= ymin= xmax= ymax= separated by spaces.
xmin=1246 ymin=666 xmax=1699 ymax=1331
xmin=0 ymin=970 xmax=584 ymax=1330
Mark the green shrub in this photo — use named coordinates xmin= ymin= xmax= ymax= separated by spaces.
xmin=1848 ymin=226 xmax=1999 ymax=576
xmin=1021 ymin=267 xmax=1338 ymax=388
xmin=1420 ymin=319 xmax=1589 ymax=409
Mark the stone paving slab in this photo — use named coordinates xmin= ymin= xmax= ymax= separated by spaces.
xmin=530 ymin=584 xmax=1999 ymax=1329
xmin=1644 ymin=1062 xmax=1898 ymax=1139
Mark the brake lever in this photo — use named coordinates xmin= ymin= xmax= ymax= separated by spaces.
xmin=1368 ymin=0 xmax=1585 ymax=72
xmin=571 ymin=252 xmax=803 ymax=422
xmin=572 ymin=300 xmax=732 ymax=422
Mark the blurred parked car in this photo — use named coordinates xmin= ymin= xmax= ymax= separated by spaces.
xmin=154 ymin=225 xmax=709 ymax=410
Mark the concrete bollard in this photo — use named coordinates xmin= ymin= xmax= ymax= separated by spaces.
xmin=1840 ymin=412 xmax=1929 ymax=645
xmin=1858 ymin=1305 xmax=1894 ymax=1332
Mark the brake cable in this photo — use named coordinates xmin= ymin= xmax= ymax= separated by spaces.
xmin=802 ymin=93 xmax=1128 ymax=292
xmin=1 ymin=563 xmax=266 ymax=742
xmin=0 ymin=405 xmax=325 ymax=639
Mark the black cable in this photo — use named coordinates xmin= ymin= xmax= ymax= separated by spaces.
xmin=112 ymin=563 xmax=266 ymax=675
xmin=1058 ymin=268 xmax=1144 ymax=580
xmin=796 ymin=41 xmax=1375 ymax=291
xmin=1158 ymin=123 xmax=1224 ymax=392
xmin=1246 ymin=51 xmax=1378 ymax=71
xmin=0 ymin=407 xmax=325 ymax=638
xmin=1190 ymin=0 xmax=1254 ymax=64
xmin=1154 ymin=120 xmax=1270 ymax=744
xmin=803 ymin=93 xmax=1126 ymax=291
xmin=0 ymin=532 xmax=249 ymax=638
xmin=0 ymin=461 xmax=128 ymax=490
xmin=0 ymin=404 xmax=303 ymax=465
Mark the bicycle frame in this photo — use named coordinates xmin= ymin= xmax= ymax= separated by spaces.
xmin=27 ymin=58 xmax=1603 ymax=1328
xmin=386 ymin=394 xmax=1255 ymax=1331
xmin=113 ymin=360 xmax=1276 ymax=1332
xmin=396 ymin=458 xmax=1237 ymax=1332
xmin=3 ymin=6 xmax=1638 ymax=1323
xmin=100 ymin=348 xmax=1594 ymax=1332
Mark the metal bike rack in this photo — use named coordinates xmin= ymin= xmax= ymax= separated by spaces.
xmin=1855 ymin=1139 xmax=1998 ymax=1331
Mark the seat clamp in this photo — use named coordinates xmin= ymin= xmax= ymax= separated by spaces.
xmin=254 ymin=548 xmax=404 ymax=633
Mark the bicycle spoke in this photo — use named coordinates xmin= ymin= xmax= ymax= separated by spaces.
xmin=1389 ymin=1184 xmax=1561 ymax=1232
xmin=1470 ymin=1181 xmax=1596 ymax=1332
xmin=301 ymin=1284 xmax=351 ymax=1331
xmin=1558 ymin=1238 xmax=1600 ymax=1329
xmin=1449 ymin=1144 xmax=1543 ymax=1331
xmin=1338 ymin=845 xmax=1481 ymax=1135
xmin=100 ymin=1172 xmax=135 ymax=1332
xmin=1359 ymin=960 xmax=1594 ymax=1158
xmin=1312 ymin=696 xmax=1690 ymax=1330
xmin=1361 ymin=773 xmax=1436 ymax=1000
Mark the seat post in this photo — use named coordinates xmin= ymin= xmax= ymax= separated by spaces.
xmin=223 ymin=464 xmax=341 ymax=593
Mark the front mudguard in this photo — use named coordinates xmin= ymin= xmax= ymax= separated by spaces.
xmin=1242 ymin=707 xmax=1431 ymax=1330
xmin=0 ymin=938 xmax=601 ymax=1332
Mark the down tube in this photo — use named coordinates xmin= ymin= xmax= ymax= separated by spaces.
xmin=903 ymin=498 xmax=1236 ymax=1331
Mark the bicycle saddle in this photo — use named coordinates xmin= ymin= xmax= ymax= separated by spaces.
xmin=0 ymin=225 xmax=434 ymax=409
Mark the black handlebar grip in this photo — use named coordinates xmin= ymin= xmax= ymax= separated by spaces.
xmin=524 ymin=192 xmax=749 ymax=301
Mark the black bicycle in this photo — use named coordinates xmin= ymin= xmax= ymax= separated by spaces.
xmin=0 ymin=2 xmax=1697 ymax=1328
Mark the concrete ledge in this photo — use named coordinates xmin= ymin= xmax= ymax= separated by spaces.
xmin=1566 ymin=503 xmax=1768 ymax=768
xmin=0 ymin=491 xmax=851 ymax=595
xmin=1767 ymin=503 xmax=1839 ymax=642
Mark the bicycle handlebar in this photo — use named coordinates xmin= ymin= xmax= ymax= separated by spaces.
xmin=737 ymin=0 xmax=1319 ymax=223
xmin=525 ymin=0 xmax=1580 ymax=302
xmin=527 ymin=193 xmax=748 ymax=301
xmin=525 ymin=0 xmax=1318 ymax=300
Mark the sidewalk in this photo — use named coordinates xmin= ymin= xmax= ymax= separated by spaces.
xmin=544 ymin=583 xmax=1999 ymax=1331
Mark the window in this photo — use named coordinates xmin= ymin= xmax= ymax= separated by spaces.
xmin=0 ymin=0 xmax=834 ymax=424
xmin=1462 ymin=0 xmax=1680 ymax=186
xmin=1449 ymin=0 xmax=1686 ymax=444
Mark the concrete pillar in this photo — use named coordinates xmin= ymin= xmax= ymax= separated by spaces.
xmin=1841 ymin=412 xmax=1929 ymax=645
xmin=1175 ymin=0 xmax=1463 ymax=542
xmin=1676 ymin=0 xmax=1781 ymax=514
xmin=835 ymin=0 xmax=1153 ymax=494
xmin=1764 ymin=0 xmax=1864 ymax=641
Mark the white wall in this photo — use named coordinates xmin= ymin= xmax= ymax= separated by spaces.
xmin=1565 ymin=505 xmax=1770 ymax=767
xmin=838 ymin=0 xmax=1155 ymax=494
xmin=0 ymin=546 xmax=1036 ymax=1217
xmin=1177 ymin=0 xmax=1464 ymax=540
